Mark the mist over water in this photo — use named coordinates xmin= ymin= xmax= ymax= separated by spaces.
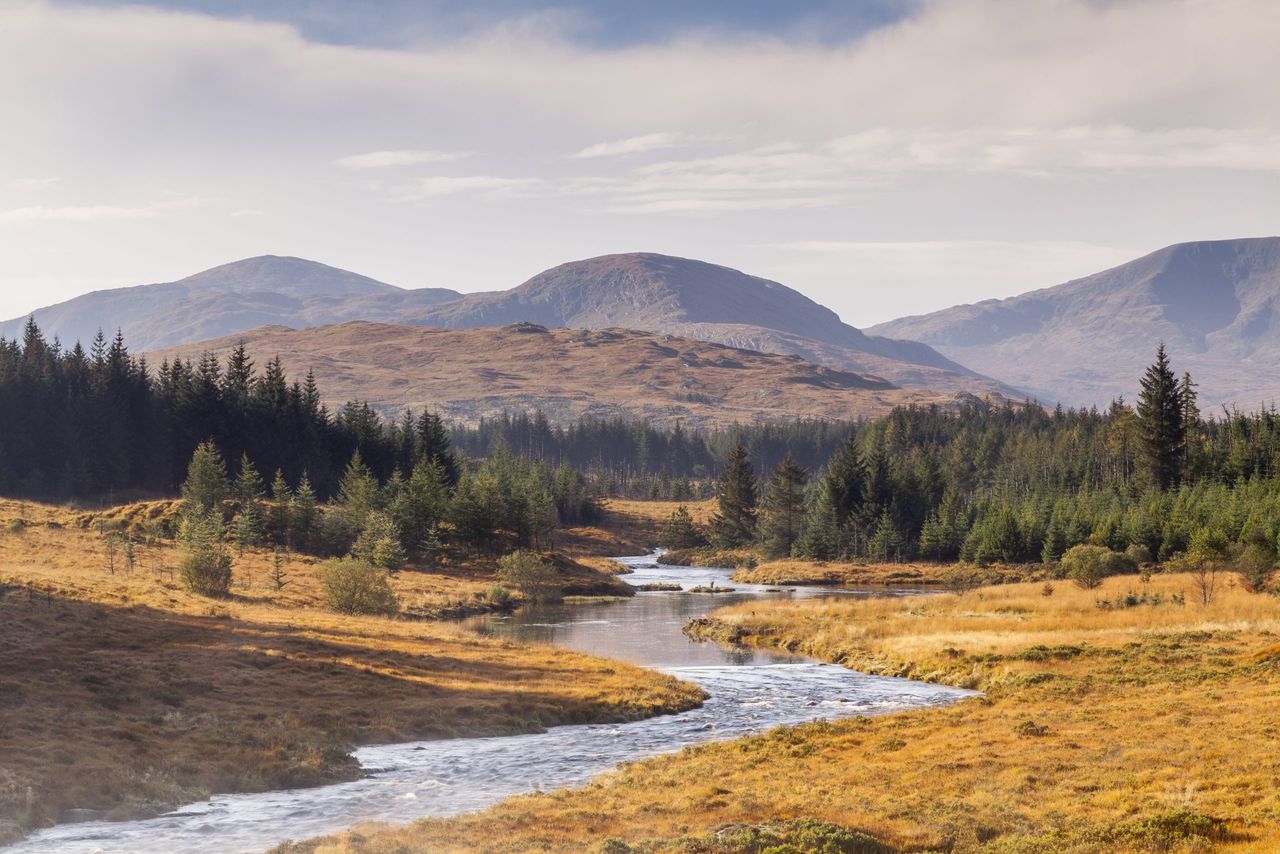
xmin=9 ymin=553 xmax=972 ymax=854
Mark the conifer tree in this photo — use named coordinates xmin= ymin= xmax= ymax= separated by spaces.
xmin=658 ymin=505 xmax=706 ymax=550
xmin=291 ymin=473 xmax=318 ymax=547
xmin=1136 ymin=344 xmax=1185 ymax=490
xmin=758 ymin=453 xmax=808 ymax=558
xmin=268 ymin=469 xmax=292 ymax=543
xmin=181 ymin=442 xmax=229 ymax=516
xmin=337 ymin=450 xmax=380 ymax=530
xmin=416 ymin=410 xmax=459 ymax=487
xmin=352 ymin=511 xmax=407 ymax=572
xmin=708 ymin=442 xmax=757 ymax=548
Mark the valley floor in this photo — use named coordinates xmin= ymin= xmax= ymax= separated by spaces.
xmin=289 ymin=573 xmax=1280 ymax=853
xmin=0 ymin=499 xmax=703 ymax=845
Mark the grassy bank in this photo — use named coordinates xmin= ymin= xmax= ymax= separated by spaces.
xmin=290 ymin=572 xmax=1280 ymax=853
xmin=0 ymin=499 xmax=703 ymax=844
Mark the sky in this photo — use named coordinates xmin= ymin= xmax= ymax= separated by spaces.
xmin=1 ymin=0 xmax=1278 ymax=327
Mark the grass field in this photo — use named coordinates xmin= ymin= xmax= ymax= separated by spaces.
xmin=0 ymin=498 xmax=703 ymax=844
xmin=289 ymin=572 xmax=1280 ymax=853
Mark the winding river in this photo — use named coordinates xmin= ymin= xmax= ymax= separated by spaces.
xmin=9 ymin=553 xmax=973 ymax=854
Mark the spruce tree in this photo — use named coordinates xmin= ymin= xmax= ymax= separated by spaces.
xmin=657 ymin=505 xmax=706 ymax=550
xmin=1136 ymin=344 xmax=1185 ymax=490
xmin=708 ymin=442 xmax=757 ymax=549
xmin=758 ymin=453 xmax=808 ymax=559
xmin=291 ymin=473 xmax=318 ymax=548
xmin=416 ymin=411 xmax=459 ymax=487
xmin=181 ymin=442 xmax=229 ymax=516
xmin=337 ymin=450 xmax=380 ymax=530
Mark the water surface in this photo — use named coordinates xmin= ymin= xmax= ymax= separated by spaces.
xmin=9 ymin=553 xmax=972 ymax=853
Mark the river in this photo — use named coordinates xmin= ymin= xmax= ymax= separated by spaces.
xmin=8 ymin=552 xmax=973 ymax=853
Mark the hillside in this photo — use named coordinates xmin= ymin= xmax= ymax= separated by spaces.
xmin=1 ymin=252 xmax=1013 ymax=398
xmin=0 ymin=256 xmax=462 ymax=351
xmin=402 ymin=253 xmax=1015 ymax=396
xmin=146 ymin=321 xmax=987 ymax=428
xmin=870 ymin=237 xmax=1280 ymax=408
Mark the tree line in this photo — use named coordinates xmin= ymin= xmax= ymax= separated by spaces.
xmin=666 ymin=346 xmax=1280 ymax=577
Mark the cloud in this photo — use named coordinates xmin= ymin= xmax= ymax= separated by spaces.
xmin=570 ymin=132 xmax=689 ymax=159
xmin=0 ymin=0 xmax=1278 ymax=319
xmin=0 ymin=196 xmax=204 ymax=224
xmin=333 ymin=149 xmax=469 ymax=169
xmin=7 ymin=176 xmax=61 ymax=190
xmin=394 ymin=175 xmax=544 ymax=201
xmin=229 ymin=208 xmax=264 ymax=217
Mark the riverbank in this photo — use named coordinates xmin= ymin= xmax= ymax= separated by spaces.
xmin=658 ymin=546 xmax=1036 ymax=588
xmin=0 ymin=499 xmax=703 ymax=845
xmin=293 ymin=572 xmax=1280 ymax=852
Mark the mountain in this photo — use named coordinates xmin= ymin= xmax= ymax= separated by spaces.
xmin=146 ymin=321 xmax=990 ymax=429
xmin=870 ymin=238 xmax=1280 ymax=408
xmin=1 ymin=252 xmax=1012 ymax=398
xmin=400 ymin=253 xmax=1014 ymax=396
xmin=0 ymin=256 xmax=462 ymax=351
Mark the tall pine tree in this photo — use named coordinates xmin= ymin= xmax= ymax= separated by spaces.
xmin=708 ymin=442 xmax=757 ymax=548
xmin=759 ymin=453 xmax=808 ymax=558
xmin=1136 ymin=344 xmax=1185 ymax=490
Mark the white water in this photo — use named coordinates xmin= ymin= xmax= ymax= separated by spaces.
xmin=8 ymin=553 xmax=973 ymax=853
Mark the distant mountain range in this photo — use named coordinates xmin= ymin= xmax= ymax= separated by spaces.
xmin=870 ymin=237 xmax=1280 ymax=408
xmin=145 ymin=322 xmax=980 ymax=429
xmin=8 ymin=238 xmax=1278 ymax=411
xmin=0 ymin=252 xmax=1009 ymax=399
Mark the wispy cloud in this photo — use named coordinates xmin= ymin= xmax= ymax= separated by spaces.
xmin=334 ymin=150 xmax=469 ymax=170
xmin=570 ymin=132 xmax=689 ymax=159
xmin=0 ymin=197 xmax=203 ymax=224
xmin=394 ymin=175 xmax=543 ymax=201
xmin=6 ymin=176 xmax=61 ymax=190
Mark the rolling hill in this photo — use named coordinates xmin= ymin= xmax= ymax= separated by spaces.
xmin=146 ymin=321 xmax=990 ymax=429
xmin=0 ymin=253 xmax=1012 ymax=398
xmin=0 ymin=256 xmax=462 ymax=352
xmin=870 ymin=238 xmax=1280 ymax=408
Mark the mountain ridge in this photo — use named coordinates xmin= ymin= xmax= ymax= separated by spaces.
xmin=869 ymin=237 xmax=1280 ymax=408
xmin=0 ymin=252 xmax=1011 ymax=398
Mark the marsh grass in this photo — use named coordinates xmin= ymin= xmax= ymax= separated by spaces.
xmin=293 ymin=572 xmax=1280 ymax=853
xmin=0 ymin=498 xmax=704 ymax=843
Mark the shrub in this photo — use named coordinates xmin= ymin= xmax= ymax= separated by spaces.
xmin=178 ymin=510 xmax=233 ymax=596
xmin=496 ymin=550 xmax=561 ymax=603
xmin=321 ymin=558 xmax=399 ymax=616
xmin=484 ymin=585 xmax=515 ymax=608
xmin=1061 ymin=544 xmax=1134 ymax=589
xmin=1235 ymin=543 xmax=1277 ymax=594
xmin=1124 ymin=543 xmax=1154 ymax=565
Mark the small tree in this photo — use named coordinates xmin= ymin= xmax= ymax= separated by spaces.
xmin=1235 ymin=543 xmax=1276 ymax=594
xmin=1061 ymin=544 xmax=1134 ymax=590
xmin=658 ymin=505 xmax=706 ymax=550
xmin=321 ymin=558 xmax=398 ymax=616
xmin=758 ymin=454 xmax=808 ymax=559
xmin=337 ymin=450 xmax=380 ymax=531
xmin=268 ymin=469 xmax=292 ymax=543
xmin=270 ymin=548 xmax=290 ymax=592
xmin=1173 ymin=527 xmax=1229 ymax=606
xmin=708 ymin=442 xmax=757 ymax=549
xmin=496 ymin=550 xmax=561 ymax=603
xmin=178 ymin=510 xmax=233 ymax=596
xmin=291 ymin=472 xmax=319 ymax=548
xmin=181 ymin=441 xmax=229 ymax=515
xmin=351 ymin=511 xmax=408 ymax=572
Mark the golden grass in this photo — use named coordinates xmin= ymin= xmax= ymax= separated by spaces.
xmin=0 ymin=499 xmax=703 ymax=844
xmin=729 ymin=557 xmax=1034 ymax=587
xmin=292 ymin=573 xmax=1280 ymax=853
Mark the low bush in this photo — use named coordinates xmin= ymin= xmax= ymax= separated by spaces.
xmin=321 ymin=558 xmax=399 ymax=616
xmin=1061 ymin=544 xmax=1135 ymax=589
